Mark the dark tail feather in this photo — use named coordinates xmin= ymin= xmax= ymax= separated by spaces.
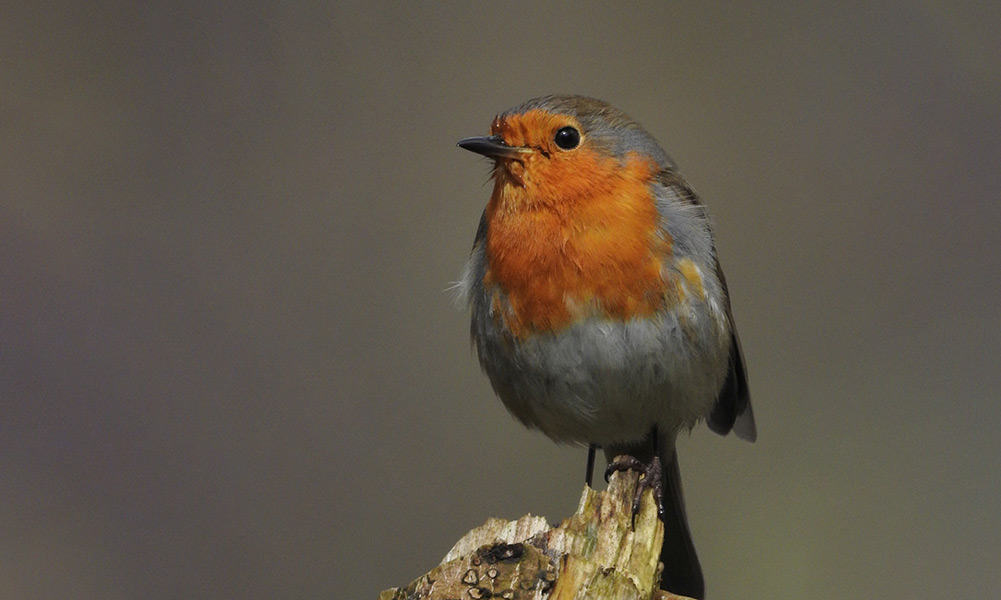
xmin=659 ymin=450 xmax=705 ymax=599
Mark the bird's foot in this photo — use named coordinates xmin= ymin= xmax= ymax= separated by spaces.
xmin=604 ymin=455 xmax=664 ymax=524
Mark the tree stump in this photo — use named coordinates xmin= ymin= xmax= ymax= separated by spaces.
xmin=380 ymin=463 xmax=692 ymax=600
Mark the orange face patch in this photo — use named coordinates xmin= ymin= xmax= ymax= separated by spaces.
xmin=482 ymin=111 xmax=673 ymax=338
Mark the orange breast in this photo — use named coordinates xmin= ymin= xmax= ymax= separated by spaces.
xmin=484 ymin=150 xmax=672 ymax=338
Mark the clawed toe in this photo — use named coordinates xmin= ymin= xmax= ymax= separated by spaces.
xmin=605 ymin=455 xmax=664 ymax=524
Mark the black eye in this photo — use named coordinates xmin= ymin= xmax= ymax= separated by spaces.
xmin=553 ymin=126 xmax=580 ymax=150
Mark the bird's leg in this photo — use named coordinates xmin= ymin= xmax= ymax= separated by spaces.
xmin=604 ymin=427 xmax=664 ymax=523
xmin=585 ymin=443 xmax=597 ymax=487
xmin=605 ymin=454 xmax=665 ymax=523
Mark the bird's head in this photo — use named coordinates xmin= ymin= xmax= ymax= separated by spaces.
xmin=458 ymin=95 xmax=674 ymax=212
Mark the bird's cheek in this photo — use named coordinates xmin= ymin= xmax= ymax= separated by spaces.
xmin=506 ymin=160 xmax=526 ymax=186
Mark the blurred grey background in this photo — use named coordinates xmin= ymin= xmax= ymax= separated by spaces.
xmin=3 ymin=2 xmax=999 ymax=599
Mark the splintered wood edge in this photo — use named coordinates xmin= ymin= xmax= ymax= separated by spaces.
xmin=380 ymin=463 xmax=688 ymax=600
xmin=442 ymin=515 xmax=552 ymax=563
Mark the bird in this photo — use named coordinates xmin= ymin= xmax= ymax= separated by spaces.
xmin=455 ymin=95 xmax=755 ymax=599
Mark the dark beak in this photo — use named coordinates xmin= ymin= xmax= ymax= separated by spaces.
xmin=457 ymin=135 xmax=531 ymax=159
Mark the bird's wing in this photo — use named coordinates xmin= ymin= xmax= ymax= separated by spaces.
xmin=655 ymin=169 xmax=756 ymax=442
xmin=706 ymin=238 xmax=756 ymax=441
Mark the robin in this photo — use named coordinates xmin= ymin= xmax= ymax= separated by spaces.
xmin=455 ymin=95 xmax=755 ymax=599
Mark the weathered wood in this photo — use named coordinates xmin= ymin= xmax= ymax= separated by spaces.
xmin=380 ymin=463 xmax=692 ymax=600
